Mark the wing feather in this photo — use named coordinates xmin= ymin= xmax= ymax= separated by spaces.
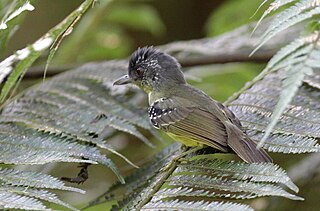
xmin=148 ymin=95 xmax=272 ymax=163
xmin=149 ymin=99 xmax=229 ymax=152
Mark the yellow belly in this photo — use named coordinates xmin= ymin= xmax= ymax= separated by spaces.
xmin=167 ymin=133 xmax=203 ymax=147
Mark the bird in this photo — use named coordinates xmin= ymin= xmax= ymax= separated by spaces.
xmin=113 ymin=46 xmax=272 ymax=163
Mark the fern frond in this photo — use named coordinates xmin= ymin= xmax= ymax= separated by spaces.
xmin=253 ymin=0 xmax=296 ymax=33
xmin=229 ymin=69 xmax=320 ymax=153
xmin=258 ymin=64 xmax=313 ymax=147
xmin=0 ymin=186 xmax=78 ymax=211
xmin=0 ymin=167 xmax=82 ymax=210
xmin=0 ymin=58 xmax=165 ymax=210
xmin=0 ymin=60 xmax=163 ymax=185
xmin=93 ymin=145 xmax=302 ymax=211
xmin=252 ymin=31 xmax=319 ymax=147
xmin=175 ymin=158 xmax=298 ymax=192
xmin=252 ymin=0 xmax=320 ymax=55
xmin=109 ymin=144 xmax=182 ymax=211
xmin=167 ymin=175 xmax=302 ymax=200
xmin=266 ymin=32 xmax=319 ymax=69
xmin=0 ymin=167 xmax=83 ymax=193
xmin=0 ymin=191 xmax=48 ymax=211
xmin=247 ymin=130 xmax=320 ymax=153
xmin=142 ymin=200 xmax=253 ymax=211
xmin=152 ymin=187 xmax=257 ymax=201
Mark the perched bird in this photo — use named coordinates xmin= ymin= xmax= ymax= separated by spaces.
xmin=113 ymin=46 xmax=272 ymax=163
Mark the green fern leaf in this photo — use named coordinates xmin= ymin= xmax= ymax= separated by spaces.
xmin=0 ymin=191 xmax=48 ymax=211
xmin=265 ymin=32 xmax=318 ymax=69
xmin=142 ymin=200 xmax=253 ymax=211
xmin=0 ymin=167 xmax=83 ymax=210
xmin=229 ymin=69 xmax=320 ymax=152
xmin=92 ymin=144 xmax=302 ymax=211
xmin=167 ymin=175 xmax=302 ymax=200
xmin=248 ymin=130 xmax=320 ymax=153
xmin=175 ymin=158 xmax=298 ymax=192
xmin=252 ymin=0 xmax=320 ymax=55
xmin=0 ymin=61 xmax=163 ymax=184
xmin=258 ymin=65 xmax=313 ymax=147
xmin=252 ymin=0 xmax=296 ymax=34
xmin=251 ymin=32 xmax=320 ymax=147
xmin=0 ymin=167 xmax=84 ymax=193
xmin=0 ymin=186 xmax=78 ymax=211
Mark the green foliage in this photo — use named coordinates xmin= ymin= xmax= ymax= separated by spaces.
xmin=205 ymin=0 xmax=265 ymax=36
xmin=0 ymin=0 xmax=35 ymax=57
xmin=106 ymin=3 xmax=165 ymax=37
xmin=250 ymin=0 xmax=320 ymax=147
xmin=0 ymin=167 xmax=82 ymax=210
xmin=0 ymin=0 xmax=95 ymax=103
xmin=0 ymin=61 xmax=157 ymax=180
xmin=229 ymin=70 xmax=320 ymax=153
xmin=186 ymin=63 xmax=262 ymax=102
xmin=0 ymin=61 xmax=162 ymax=210
xmin=91 ymin=144 xmax=301 ymax=210
xmin=0 ymin=1 xmax=319 ymax=210
xmin=54 ymin=1 xmax=165 ymax=63
xmin=142 ymin=200 xmax=254 ymax=211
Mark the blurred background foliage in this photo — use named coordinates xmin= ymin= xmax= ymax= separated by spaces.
xmin=1 ymin=0 xmax=315 ymax=210
xmin=3 ymin=0 xmax=267 ymax=101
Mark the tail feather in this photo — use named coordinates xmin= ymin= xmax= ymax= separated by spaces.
xmin=226 ymin=123 xmax=272 ymax=163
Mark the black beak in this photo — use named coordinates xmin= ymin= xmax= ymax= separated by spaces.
xmin=113 ymin=75 xmax=133 ymax=85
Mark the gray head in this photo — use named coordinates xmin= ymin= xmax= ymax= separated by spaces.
xmin=113 ymin=46 xmax=186 ymax=92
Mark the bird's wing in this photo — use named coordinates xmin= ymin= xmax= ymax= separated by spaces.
xmin=148 ymin=97 xmax=229 ymax=152
xmin=212 ymin=102 xmax=272 ymax=163
xmin=225 ymin=122 xmax=273 ymax=163
xmin=214 ymin=101 xmax=243 ymax=129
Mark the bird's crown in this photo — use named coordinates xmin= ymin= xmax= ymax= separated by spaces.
xmin=129 ymin=46 xmax=159 ymax=71
xmin=126 ymin=46 xmax=185 ymax=92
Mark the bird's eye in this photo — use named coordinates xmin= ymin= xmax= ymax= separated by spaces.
xmin=136 ymin=68 xmax=144 ymax=77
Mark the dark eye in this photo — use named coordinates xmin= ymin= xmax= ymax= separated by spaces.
xmin=136 ymin=68 xmax=144 ymax=77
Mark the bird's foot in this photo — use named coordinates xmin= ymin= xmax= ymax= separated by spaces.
xmin=180 ymin=144 xmax=189 ymax=151
xmin=159 ymin=146 xmax=203 ymax=172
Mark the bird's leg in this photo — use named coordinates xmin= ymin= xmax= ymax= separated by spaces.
xmin=180 ymin=144 xmax=188 ymax=151
xmin=177 ymin=145 xmax=203 ymax=160
xmin=160 ymin=146 xmax=203 ymax=172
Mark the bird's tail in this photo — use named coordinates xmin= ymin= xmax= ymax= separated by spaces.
xmin=226 ymin=123 xmax=272 ymax=163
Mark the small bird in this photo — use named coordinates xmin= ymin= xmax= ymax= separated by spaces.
xmin=113 ymin=46 xmax=272 ymax=163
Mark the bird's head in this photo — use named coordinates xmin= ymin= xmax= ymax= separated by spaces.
xmin=113 ymin=46 xmax=186 ymax=93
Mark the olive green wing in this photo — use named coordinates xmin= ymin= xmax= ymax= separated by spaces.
xmin=148 ymin=98 xmax=229 ymax=152
xmin=225 ymin=121 xmax=273 ymax=163
xmin=215 ymin=101 xmax=243 ymax=129
xmin=148 ymin=97 xmax=272 ymax=163
xmin=212 ymin=102 xmax=272 ymax=163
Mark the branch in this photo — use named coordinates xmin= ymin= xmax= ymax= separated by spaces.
xmin=25 ymin=20 xmax=303 ymax=79
xmin=24 ymin=64 xmax=78 ymax=78
xmin=160 ymin=20 xmax=304 ymax=67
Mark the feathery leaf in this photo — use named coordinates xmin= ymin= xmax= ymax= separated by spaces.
xmin=230 ymin=69 xmax=320 ymax=152
xmin=0 ymin=191 xmax=48 ymax=211
xmin=251 ymin=0 xmax=320 ymax=55
xmin=258 ymin=64 xmax=313 ymax=148
xmin=142 ymin=200 xmax=254 ymax=211
xmin=0 ymin=167 xmax=83 ymax=210
xmin=175 ymin=158 xmax=299 ymax=192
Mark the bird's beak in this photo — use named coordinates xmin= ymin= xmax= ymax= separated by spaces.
xmin=113 ymin=75 xmax=132 ymax=85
